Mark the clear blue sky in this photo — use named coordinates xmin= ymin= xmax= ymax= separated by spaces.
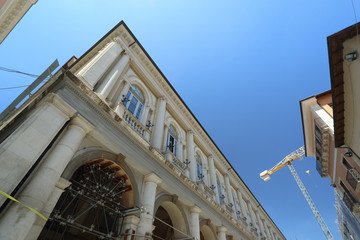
xmin=0 ymin=1 xmax=357 ymax=239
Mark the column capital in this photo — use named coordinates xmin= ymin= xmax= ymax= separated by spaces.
xmin=123 ymin=215 xmax=140 ymax=225
xmin=217 ymin=225 xmax=227 ymax=233
xmin=207 ymin=154 xmax=214 ymax=160
xmin=46 ymin=93 xmax=77 ymax=118
xmin=159 ymin=96 xmax=167 ymax=101
xmin=70 ymin=115 xmax=94 ymax=134
xmin=55 ymin=177 xmax=71 ymax=192
xmin=144 ymin=173 xmax=162 ymax=184
xmin=189 ymin=205 xmax=201 ymax=214
xmin=187 ymin=129 xmax=194 ymax=135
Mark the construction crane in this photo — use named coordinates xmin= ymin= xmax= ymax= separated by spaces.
xmin=259 ymin=146 xmax=334 ymax=240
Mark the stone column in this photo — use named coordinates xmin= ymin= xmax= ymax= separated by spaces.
xmin=136 ymin=173 xmax=162 ymax=238
xmin=236 ymin=190 xmax=248 ymax=221
xmin=98 ymin=53 xmax=130 ymax=100
xmin=255 ymin=211 xmax=266 ymax=236
xmin=268 ymin=228 xmax=276 ymax=240
xmin=77 ymin=40 xmax=124 ymax=89
xmin=151 ymin=97 xmax=167 ymax=150
xmin=25 ymin=178 xmax=71 ymax=240
xmin=217 ymin=226 xmax=227 ymax=240
xmin=224 ymin=174 xmax=234 ymax=207
xmin=246 ymin=201 xmax=257 ymax=229
xmin=208 ymin=155 xmax=217 ymax=199
xmin=0 ymin=116 xmax=93 ymax=240
xmin=186 ymin=130 xmax=196 ymax=182
xmin=0 ymin=93 xmax=76 ymax=206
xmin=189 ymin=206 xmax=201 ymax=240
xmin=177 ymin=140 xmax=183 ymax=161
xmin=262 ymin=219 xmax=271 ymax=240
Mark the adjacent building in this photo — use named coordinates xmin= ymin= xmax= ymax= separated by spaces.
xmin=300 ymin=23 xmax=360 ymax=240
xmin=0 ymin=0 xmax=38 ymax=43
xmin=0 ymin=21 xmax=285 ymax=240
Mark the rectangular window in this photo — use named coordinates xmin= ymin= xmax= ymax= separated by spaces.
xmin=343 ymin=158 xmax=352 ymax=170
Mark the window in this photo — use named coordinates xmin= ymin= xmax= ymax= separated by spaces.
xmin=343 ymin=158 xmax=352 ymax=170
xmin=122 ymin=85 xmax=144 ymax=119
xmin=166 ymin=125 xmax=178 ymax=155
xmin=195 ymin=154 xmax=203 ymax=181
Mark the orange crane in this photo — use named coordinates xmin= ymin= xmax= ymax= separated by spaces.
xmin=260 ymin=146 xmax=334 ymax=240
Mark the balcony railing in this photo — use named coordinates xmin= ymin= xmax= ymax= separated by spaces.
xmin=225 ymin=203 xmax=234 ymax=214
xmin=163 ymin=151 xmax=188 ymax=174
xmin=197 ymin=181 xmax=215 ymax=199
xmin=114 ymin=103 xmax=151 ymax=142
xmin=347 ymin=168 xmax=360 ymax=192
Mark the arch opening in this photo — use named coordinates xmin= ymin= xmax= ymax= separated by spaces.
xmin=38 ymin=159 xmax=135 ymax=240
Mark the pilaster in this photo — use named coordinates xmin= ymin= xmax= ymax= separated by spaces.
xmin=151 ymin=96 xmax=167 ymax=150
xmin=187 ymin=130 xmax=196 ymax=182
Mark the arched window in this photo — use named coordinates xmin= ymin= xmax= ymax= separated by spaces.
xmin=166 ymin=125 xmax=178 ymax=155
xmin=195 ymin=154 xmax=203 ymax=181
xmin=122 ymin=85 xmax=145 ymax=119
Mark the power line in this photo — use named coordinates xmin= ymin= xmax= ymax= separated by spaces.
xmin=0 ymin=66 xmax=39 ymax=91
xmin=0 ymin=66 xmax=38 ymax=78
xmin=0 ymin=85 xmax=29 ymax=90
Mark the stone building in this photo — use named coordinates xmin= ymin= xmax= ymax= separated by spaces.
xmin=0 ymin=0 xmax=38 ymax=43
xmin=0 ymin=21 xmax=285 ymax=240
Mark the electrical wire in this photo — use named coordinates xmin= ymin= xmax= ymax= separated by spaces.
xmin=0 ymin=66 xmax=38 ymax=78
xmin=350 ymin=0 xmax=360 ymax=47
xmin=0 ymin=66 xmax=39 ymax=90
xmin=0 ymin=85 xmax=29 ymax=90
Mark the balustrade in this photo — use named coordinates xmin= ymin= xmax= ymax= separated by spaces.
xmin=163 ymin=151 xmax=188 ymax=174
xmin=114 ymin=103 xmax=151 ymax=142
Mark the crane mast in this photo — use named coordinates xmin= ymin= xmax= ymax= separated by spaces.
xmin=260 ymin=147 xmax=334 ymax=240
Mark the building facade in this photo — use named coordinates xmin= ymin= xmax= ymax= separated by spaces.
xmin=0 ymin=21 xmax=285 ymax=240
xmin=300 ymin=23 xmax=360 ymax=240
xmin=328 ymin=23 xmax=360 ymax=240
xmin=0 ymin=0 xmax=38 ymax=43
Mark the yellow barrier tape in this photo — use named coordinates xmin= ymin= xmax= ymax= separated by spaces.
xmin=0 ymin=190 xmax=48 ymax=221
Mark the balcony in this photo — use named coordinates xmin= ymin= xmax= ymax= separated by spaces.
xmin=197 ymin=181 xmax=215 ymax=199
xmin=162 ymin=151 xmax=188 ymax=175
xmin=314 ymin=119 xmax=330 ymax=177
xmin=114 ymin=103 xmax=151 ymax=142
xmin=343 ymin=191 xmax=360 ymax=213
xmin=347 ymin=168 xmax=360 ymax=192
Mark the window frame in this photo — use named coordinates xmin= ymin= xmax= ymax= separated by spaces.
xmin=123 ymin=85 xmax=145 ymax=120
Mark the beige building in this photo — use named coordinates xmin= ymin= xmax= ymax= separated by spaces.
xmin=300 ymin=23 xmax=360 ymax=240
xmin=0 ymin=21 xmax=284 ymax=240
xmin=0 ymin=0 xmax=38 ymax=43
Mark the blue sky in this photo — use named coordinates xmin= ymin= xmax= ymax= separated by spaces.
xmin=0 ymin=1 xmax=357 ymax=239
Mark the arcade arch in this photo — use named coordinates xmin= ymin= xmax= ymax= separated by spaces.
xmin=37 ymin=155 xmax=137 ymax=240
